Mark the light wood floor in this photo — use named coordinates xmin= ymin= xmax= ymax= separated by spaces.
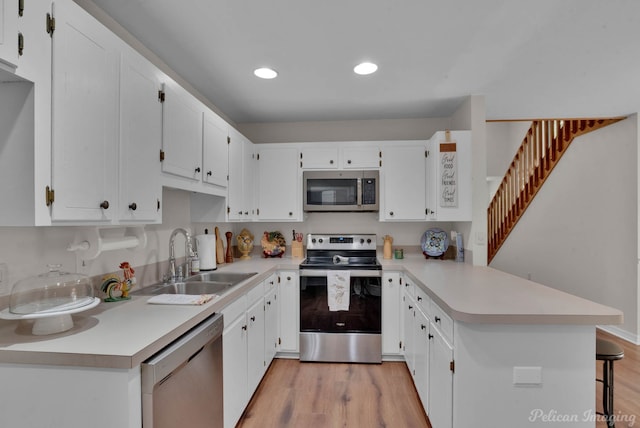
xmin=596 ymin=330 xmax=640 ymax=428
xmin=237 ymin=330 xmax=639 ymax=428
xmin=237 ymin=359 xmax=431 ymax=428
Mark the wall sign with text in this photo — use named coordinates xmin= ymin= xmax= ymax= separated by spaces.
xmin=440 ymin=142 xmax=458 ymax=208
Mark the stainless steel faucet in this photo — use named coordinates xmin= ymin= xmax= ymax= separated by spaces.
xmin=168 ymin=228 xmax=193 ymax=282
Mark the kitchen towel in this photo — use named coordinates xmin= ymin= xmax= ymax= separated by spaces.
xmin=327 ymin=271 xmax=350 ymax=311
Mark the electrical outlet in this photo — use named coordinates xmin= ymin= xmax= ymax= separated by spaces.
xmin=0 ymin=263 xmax=9 ymax=295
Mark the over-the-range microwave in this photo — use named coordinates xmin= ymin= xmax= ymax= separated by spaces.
xmin=303 ymin=170 xmax=379 ymax=212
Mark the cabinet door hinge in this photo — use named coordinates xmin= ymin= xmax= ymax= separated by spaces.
xmin=256 ymin=153 xmax=260 ymax=160
xmin=226 ymin=206 xmax=230 ymax=214
xmin=157 ymin=199 xmax=161 ymax=211
xmin=379 ymin=150 xmax=382 ymax=158
xmin=256 ymin=208 xmax=260 ymax=215
xmin=399 ymin=340 xmax=403 ymax=350
xmin=18 ymin=0 xmax=24 ymax=16
xmin=46 ymin=13 xmax=55 ymax=37
xmin=227 ymin=136 xmax=231 ymax=144
xmin=159 ymin=150 xmax=165 ymax=161
xmin=278 ymin=337 xmax=282 ymax=345
xmin=426 ymin=150 xmax=430 ymax=158
xmin=277 ymin=276 xmax=281 ymax=284
xmin=158 ymin=90 xmax=165 ymax=102
xmin=45 ymin=186 xmax=54 ymax=206
xmin=450 ymin=360 xmax=455 ymax=373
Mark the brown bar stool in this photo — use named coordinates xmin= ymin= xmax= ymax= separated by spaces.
xmin=596 ymin=338 xmax=624 ymax=427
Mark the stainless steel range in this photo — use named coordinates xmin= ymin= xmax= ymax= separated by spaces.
xmin=299 ymin=233 xmax=382 ymax=363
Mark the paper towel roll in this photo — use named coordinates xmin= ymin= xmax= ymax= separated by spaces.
xmin=196 ymin=234 xmax=217 ymax=270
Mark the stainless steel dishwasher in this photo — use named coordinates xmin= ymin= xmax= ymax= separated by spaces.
xmin=141 ymin=313 xmax=223 ymax=428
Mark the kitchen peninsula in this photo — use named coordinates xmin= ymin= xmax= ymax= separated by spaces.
xmin=0 ymin=252 xmax=621 ymax=428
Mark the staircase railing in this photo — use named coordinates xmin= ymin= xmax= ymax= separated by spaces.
xmin=487 ymin=118 xmax=624 ymax=264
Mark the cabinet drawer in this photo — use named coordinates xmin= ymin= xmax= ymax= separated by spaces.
xmin=430 ymin=301 xmax=453 ymax=345
xmin=222 ymin=294 xmax=247 ymax=327
xmin=414 ymin=286 xmax=430 ymax=315
xmin=246 ymin=282 xmax=265 ymax=306
xmin=263 ymin=274 xmax=277 ymax=292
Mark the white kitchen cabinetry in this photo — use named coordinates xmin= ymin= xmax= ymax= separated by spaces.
xmin=222 ymin=295 xmax=249 ymax=428
xmin=428 ymin=326 xmax=454 ymax=428
xmin=227 ymin=128 xmax=255 ymax=221
xmin=382 ymin=271 xmax=402 ymax=355
xmin=278 ymin=271 xmax=299 ymax=353
xmin=426 ymin=130 xmax=472 ymax=221
xmin=50 ymin=0 xmax=119 ymax=222
xmin=381 ymin=144 xmax=428 ymax=221
xmin=256 ymin=146 xmax=301 ymax=221
xmin=300 ymin=147 xmax=338 ymax=169
xmin=264 ymin=274 xmax=279 ymax=365
xmin=118 ymin=45 xmax=162 ymax=223
xmin=341 ymin=146 xmax=380 ymax=168
xmin=160 ymin=78 xmax=203 ymax=182
xmin=202 ymin=110 xmax=229 ymax=189
xmin=402 ymin=283 xmax=415 ymax=375
xmin=0 ymin=0 xmax=18 ymax=68
xmin=413 ymin=306 xmax=430 ymax=408
xmin=247 ymin=295 xmax=266 ymax=394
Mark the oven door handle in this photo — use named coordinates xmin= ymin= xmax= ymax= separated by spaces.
xmin=299 ymin=269 xmax=382 ymax=278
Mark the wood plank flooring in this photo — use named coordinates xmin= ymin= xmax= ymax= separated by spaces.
xmin=595 ymin=330 xmax=640 ymax=428
xmin=237 ymin=359 xmax=431 ymax=428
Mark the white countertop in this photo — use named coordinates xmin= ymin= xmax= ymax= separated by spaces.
xmin=0 ymin=251 xmax=622 ymax=369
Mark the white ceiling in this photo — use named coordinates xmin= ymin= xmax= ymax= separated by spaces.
xmin=89 ymin=0 xmax=640 ymax=124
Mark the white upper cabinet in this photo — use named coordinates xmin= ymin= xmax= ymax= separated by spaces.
xmin=381 ymin=143 xmax=428 ymax=221
xmin=0 ymin=0 xmax=18 ymax=68
xmin=50 ymin=0 xmax=119 ymax=222
xmin=341 ymin=146 xmax=380 ymax=168
xmin=227 ymin=128 xmax=255 ymax=221
xmin=202 ymin=110 xmax=229 ymax=189
xmin=426 ymin=131 xmax=472 ymax=221
xmin=118 ymin=45 xmax=163 ymax=223
xmin=160 ymin=78 xmax=203 ymax=181
xmin=300 ymin=144 xmax=381 ymax=169
xmin=256 ymin=146 xmax=301 ymax=221
xmin=300 ymin=147 xmax=338 ymax=169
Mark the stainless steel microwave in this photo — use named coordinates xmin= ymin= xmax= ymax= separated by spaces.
xmin=303 ymin=170 xmax=379 ymax=212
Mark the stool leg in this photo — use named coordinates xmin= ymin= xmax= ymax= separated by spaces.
xmin=602 ymin=360 xmax=616 ymax=428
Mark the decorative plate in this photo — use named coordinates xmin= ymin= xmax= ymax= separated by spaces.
xmin=421 ymin=228 xmax=449 ymax=257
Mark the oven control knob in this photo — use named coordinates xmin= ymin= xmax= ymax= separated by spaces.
xmin=318 ymin=238 xmax=323 ymax=243
xmin=360 ymin=239 xmax=365 ymax=244
xmin=311 ymin=238 xmax=317 ymax=244
xmin=367 ymin=239 xmax=372 ymax=244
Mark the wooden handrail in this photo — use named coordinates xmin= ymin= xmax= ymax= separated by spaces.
xmin=487 ymin=117 xmax=624 ymax=264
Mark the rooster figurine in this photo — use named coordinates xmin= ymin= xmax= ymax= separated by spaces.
xmin=101 ymin=262 xmax=136 ymax=302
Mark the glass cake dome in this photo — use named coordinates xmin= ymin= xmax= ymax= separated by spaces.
xmin=9 ymin=264 xmax=95 ymax=315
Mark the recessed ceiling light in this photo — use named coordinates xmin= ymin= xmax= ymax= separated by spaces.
xmin=254 ymin=67 xmax=278 ymax=79
xmin=354 ymin=62 xmax=378 ymax=75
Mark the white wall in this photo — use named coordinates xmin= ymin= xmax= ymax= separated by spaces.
xmin=490 ymin=116 xmax=639 ymax=341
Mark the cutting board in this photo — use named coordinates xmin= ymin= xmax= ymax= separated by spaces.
xmin=215 ymin=227 xmax=225 ymax=264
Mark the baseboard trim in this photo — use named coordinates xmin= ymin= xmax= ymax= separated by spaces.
xmin=597 ymin=325 xmax=640 ymax=345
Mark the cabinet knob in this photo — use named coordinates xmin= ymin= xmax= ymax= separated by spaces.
xmin=389 ymin=211 xmax=394 ymax=216
xmin=207 ymin=171 xmax=212 ymax=176
xmin=421 ymin=324 xmax=426 ymax=330
xmin=287 ymin=276 xmax=291 ymax=281
xmin=267 ymin=300 xmax=271 ymax=305
xmin=408 ymin=305 xmax=413 ymax=310
xmin=99 ymin=200 xmax=110 ymax=209
xmin=250 ymin=316 xmax=256 ymax=322
xmin=289 ymin=212 xmax=293 ymax=216
xmin=244 ymin=211 xmax=249 ymax=215
xmin=435 ymin=316 xmax=441 ymax=323
xmin=347 ymin=159 xmax=352 ymax=164
xmin=388 ymin=278 xmax=393 ymax=283
xmin=238 ymin=211 xmax=243 ymax=215
xmin=242 ymin=325 xmax=247 ymax=331
xmin=417 ymin=296 xmax=422 ymax=302
xmin=329 ymin=160 xmax=334 ymax=164
xmin=428 ymin=334 xmax=434 ymax=340
xmin=128 ymin=202 xmax=137 ymax=211
xmin=195 ymin=167 xmax=201 ymax=173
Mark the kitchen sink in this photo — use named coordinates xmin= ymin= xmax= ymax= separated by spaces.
xmin=133 ymin=281 xmax=234 ymax=296
xmin=185 ymin=271 xmax=257 ymax=283
xmin=132 ymin=272 xmax=258 ymax=296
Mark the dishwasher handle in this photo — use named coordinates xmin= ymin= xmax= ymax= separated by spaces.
xmin=141 ymin=313 xmax=223 ymax=393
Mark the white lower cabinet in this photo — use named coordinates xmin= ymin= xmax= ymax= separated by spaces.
xmin=264 ymin=275 xmax=279 ymax=365
xmin=402 ymin=289 xmax=416 ymax=374
xmin=278 ymin=271 xmax=299 ymax=353
xmin=382 ymin=272 xmax=402 ymax=355
xmin=247 ymin=297 xmax=266 ymax=394
xmin=428 ymin=326 xmax=453 ymax=428
xmin=413 ymin=307 xmax=430 ymax=408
